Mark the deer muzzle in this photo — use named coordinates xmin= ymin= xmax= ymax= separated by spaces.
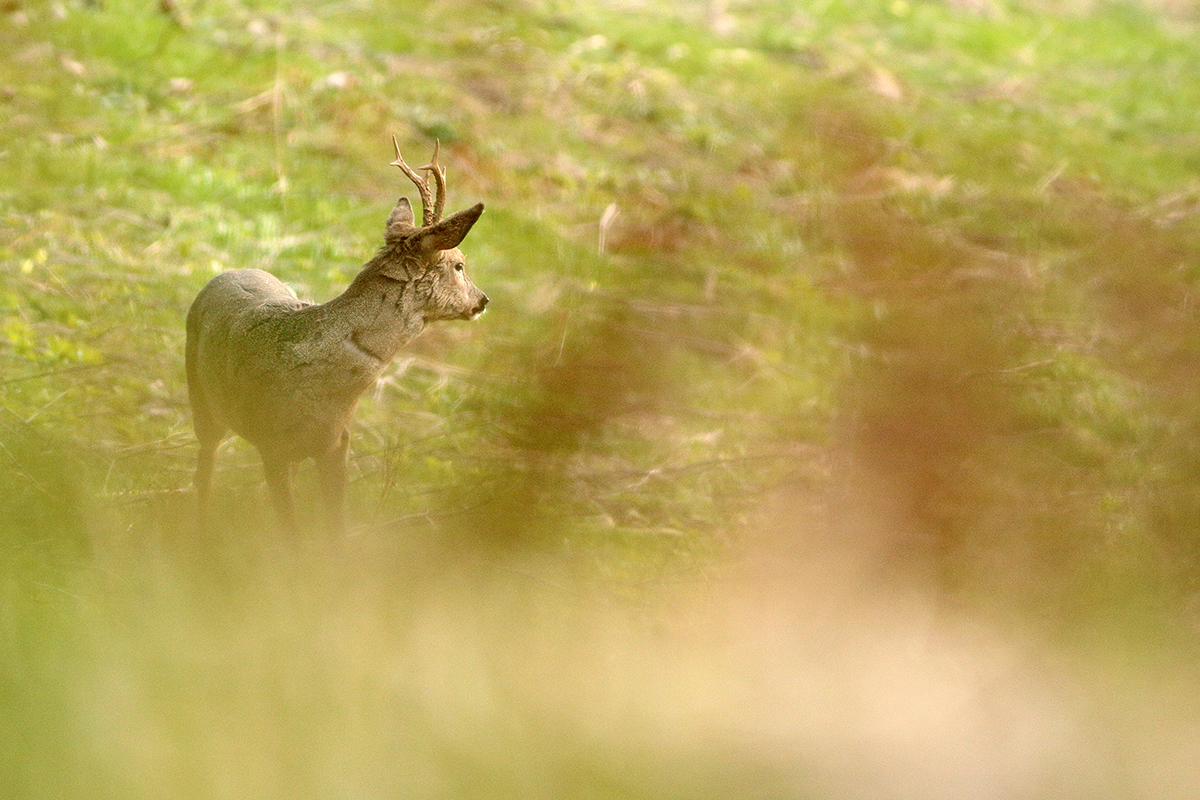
xmin=467 ymin=292 xmax=489 ymax=320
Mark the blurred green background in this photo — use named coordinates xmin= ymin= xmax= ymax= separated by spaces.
xmin=4 ymin=0 xmax=1200 ymax=797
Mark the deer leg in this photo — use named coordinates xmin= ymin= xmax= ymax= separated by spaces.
xmin=192 ymin=415 xmax=227 ymax=534
xmin=194 ymin=438 xmax=219 ymax=526
xmin=316 ymin=430 xmax=350 ymax=536
xmin=262 ymin=455 xmax=298 ymax=533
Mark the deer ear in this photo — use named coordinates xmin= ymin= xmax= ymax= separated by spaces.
xmin=415 ymin=203 xmax=484 ymax=253
xmin=385 ymin=197 xmax=417 ymax=240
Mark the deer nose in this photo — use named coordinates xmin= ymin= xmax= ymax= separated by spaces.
xmin=465 ymin=292 xmax=488 ymax=320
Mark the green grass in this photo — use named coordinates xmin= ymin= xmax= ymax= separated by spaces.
xmin=5 ymin=0 xmax=1200 ymax=797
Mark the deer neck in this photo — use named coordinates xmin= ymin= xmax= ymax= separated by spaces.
xmin=317 ymin=274 xmax=426 ymax=369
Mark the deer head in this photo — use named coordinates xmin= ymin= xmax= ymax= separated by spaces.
xmin=362 ymin=137 xmax=488 ymax=321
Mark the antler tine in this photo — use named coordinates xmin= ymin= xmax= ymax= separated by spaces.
xmin=419 ymin=139 xmax=446 ymax=225
xmin=390 ymin=135 xmax=436 ymax=227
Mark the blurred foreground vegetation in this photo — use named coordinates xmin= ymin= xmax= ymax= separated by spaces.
xmin=4 ymin=0 xmax=1200 ymax=797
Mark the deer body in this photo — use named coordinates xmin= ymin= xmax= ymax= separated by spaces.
xmin=186 ymin=139 xmax=487 ymax=533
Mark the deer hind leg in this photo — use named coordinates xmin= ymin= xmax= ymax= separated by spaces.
xmin=315 ymin=430 xmax=350 ymax=537
xmin=194 ymin=437 xmax=219 ymax=526
xmin=192 ymin=408 xmax=226 ymax=532
xmin=261 ymin=454 xmax=298 ymax=534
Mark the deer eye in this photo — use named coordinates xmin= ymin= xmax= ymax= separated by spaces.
xmin=453 ymin=262 xmax=464 ymax=272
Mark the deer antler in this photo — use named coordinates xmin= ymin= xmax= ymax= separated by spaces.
xmin=390 ymin=136 xmax=445 ymax=227
xmin=420 ymin=139 xmax=446 ymax=226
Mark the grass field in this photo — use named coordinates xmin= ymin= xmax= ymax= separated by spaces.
xmin=4 ymin=0 xmax=1200 ymax=797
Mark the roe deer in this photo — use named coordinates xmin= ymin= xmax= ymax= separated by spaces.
xmin=185 ymin=137 xmax=488 ymax=534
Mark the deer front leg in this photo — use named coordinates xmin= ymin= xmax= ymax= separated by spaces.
xmin=316 ymin=430 xmax=350 ymax=536
xmin=262 ymin=454 xmax=298 ymax=533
